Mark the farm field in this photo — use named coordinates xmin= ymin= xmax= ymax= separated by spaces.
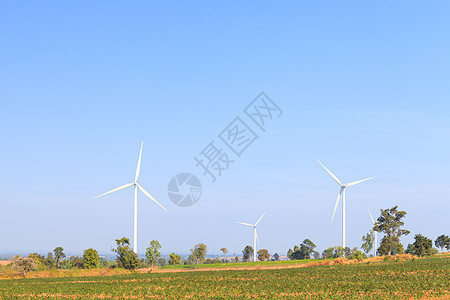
xmin=0 ymin=255 xmax=448 ymax=299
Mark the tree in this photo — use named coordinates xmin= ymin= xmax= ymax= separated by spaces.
xmin=373 ymin=206 xmax=410 ymax=255
xmin=242 ymin=246 xmax=254 ymax=262
xmin=377 ymin=236 xmax=403 ymax=255
xmin=257 ymin=249 xmax=270 ymax=261
xmin=288 ymin=239 xmax=316 ymax=260
xmin=273 ymin=253 xmax=280 ymax=261
xmin=300 ymin=239 xmax=316 ymax=259
xmin=145 ymin=240 xmax=161 ymax=269
xmin=349 ymin=247 xmax=366 ymax=261
xmin=83 ymin=248 xmax=100 ymax=269
xmin=313 ymin=251 xmax=320 ymax=259
xmin=46 ymin=252 xmax=55 ymax=268
xmin=28 ymin=253 xmax=46 ymax=268
xmin=11 ymin=257 xmax=38 ymax=277
xmin=322 ymin=247 xmax=334 ymax=259
xmin=112 ymin=237 xmax=139 ymax=270
xmin=220 ymin=247 xmax=228 ymax=263
xmin=69 ymin=256 xmax=84 ymax=269
xmin=405 ymin=243 xmax=417 ymax=255
xmin=413 ymin=234 xmax=434 ymax=257
xmin=53 ymin=247 xmax=66 ymax=269
xmin=169 ymin=253 xmax=181 ymax=265
xmin=361 ymin=231 xmax=375 ymax=255
xmin=435 ymin=235 xmax=450 ymax=252
xmin=190 ymin=243 xmax=207 ymax=269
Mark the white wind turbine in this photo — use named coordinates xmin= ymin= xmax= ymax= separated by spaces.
xmin=317 ymin=160 xmax=373 ymax=249
xmin=237 ymin=212 xmax=266 ymax=262
xmin=95 ymin=141 xmax=167 ymax=254
xmin=368 ymin=209 xmax=378 ymax=257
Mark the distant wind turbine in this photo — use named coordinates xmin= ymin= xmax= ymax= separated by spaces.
xmin=317 ymin=160 xmax=373 ymax=248
xmin=368 ymin=209 xmax=378 ymax=257
xmin=95 ymin=141 xmax=167 ymax=254
xmin=237 ymin=213 xmax=266 ymax=262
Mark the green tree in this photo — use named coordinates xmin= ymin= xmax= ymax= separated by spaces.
xmin=288 ymin=239 xmax=316 ymax=260
xmin=257 ymin=249 xmax=270 ymax=261
xmin=373 ymin=206 xmax=410 ymax=255
xmin=349 ymin=247 xmax=366 ymax=261
xmin=242 ymin=246 xmax=254 ymax=262
xmin=28 ymin=253 xmax=47 ymax=269
xmin=413 ymin=234 xmax=434 ymax=257
xmin=111 ymin=237 xmax=139 ymax=270
xmin=169 ymin=253 xmax=181 ymax=265
xmin=220 ymin=247 xmax=228 ymax=263
xmin=190 ymin=243 xmax=207 ymax=269
xmin=405 ymin=243 xmax=417 ymax=255
xmin=53 ymin=247 xmax=66 ymax=269
xmin=361 ymin=231 xmax=375 ymax=255
xmin=435 ymin=235 xmax=450 ymax=252
xmin=46 ymin=252 xmax=55 ymax=268
xmin=273 ymin=253 xmax=280 ymax=261
xmin=83 ymin=248 xmax=100 ymax=269
xmin=322 ymin=247 xmax=334 ymax=259
xmin=145 ymin=240 xmax=161 ymax=269
xmin=377 ymin=236 xmax=404 ymax=255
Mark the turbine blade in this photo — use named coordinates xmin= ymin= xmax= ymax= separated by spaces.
xmin=137 ymin=183 xmax=167 ymax=211
xmin=368 ymin=209 xmax=375 ymax=224
xmin=331 ymin=188 xmax=342 ymax=222
xmin=346 ymin=177 xmax=374 ymax=187
xmin=236 ymin=222 xmax=254 ymax=227
xmin=317 ymin=160 xmax=343 ymax=186
xmin=135 ymin=141 xmax=143 ymax=182
xmin=255 ymin=230 xmax=259 ymax=245
xmin=95 ymin=183 xmax=134 ymax=198
xmin=255 ymin=212 xmax=266 ymax=226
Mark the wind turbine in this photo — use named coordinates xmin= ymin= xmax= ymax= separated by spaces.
xmin=368 ymin=209 xmax=378 ymax=257
xmin=317 ymin=160 xmax=373 ymax=249
xmin=237 ymin=213 xmax=266 ymax=262
xmin=95 ymin=141 xmax=167 ymax=254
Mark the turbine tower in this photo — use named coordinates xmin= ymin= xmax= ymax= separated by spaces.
xmin=237 ymin=213 xmax=266 ymax=262
xmin=317 ymin=160 xmax=373 ymax=249
xmin=95 ymin=141 xmax=167 ymax=254
xmin=368 ymin=209 xmax=378 ymax=257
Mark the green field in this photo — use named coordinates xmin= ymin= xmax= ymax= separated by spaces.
xmin=160 ymin=258 xmax=316 ymax=269
xmin=0 ymin=256 xmax=448 ymax=299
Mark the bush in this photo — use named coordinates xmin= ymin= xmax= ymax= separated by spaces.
xmin=83 ymin=249 xmax=100 ymax=269
xmin=112 ymin=237 xmax=139 ymax=270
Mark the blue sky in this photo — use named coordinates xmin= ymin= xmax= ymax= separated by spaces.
xmin=1 ymin=1 xmax=449 ymax=257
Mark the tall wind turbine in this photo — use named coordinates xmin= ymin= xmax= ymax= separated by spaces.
xmin=317 ymin=160 xmax=373 ymax=249
xmin=368 ymin=209 xmax=378 ymax=257
xmin=95 ymin=141 xmax=167 ymax=254
xmin=237 ymin=212 xmax=266 ymax=262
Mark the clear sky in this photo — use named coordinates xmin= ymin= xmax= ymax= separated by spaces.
xmin=1 ymin=1 xmax=449 ymax=257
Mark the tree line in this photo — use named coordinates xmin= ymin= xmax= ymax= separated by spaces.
xmin=4 ymin=206 xmax=449 ymax=276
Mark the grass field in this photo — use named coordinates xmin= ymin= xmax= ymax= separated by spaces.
xmin=159 ymin=257 xmax=316 ymax=269
xmin=0 ymin=255 xmax=448 ymax=299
